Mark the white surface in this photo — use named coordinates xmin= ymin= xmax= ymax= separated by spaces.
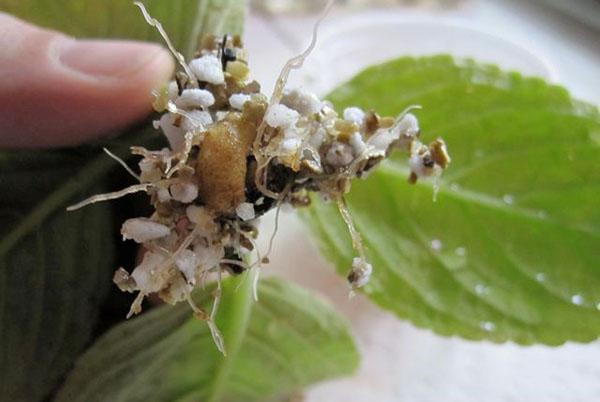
xmin=247 ymin=0 xmax=600 ymax=103
xmin=245 ymin=1 xmax=600 ymax=401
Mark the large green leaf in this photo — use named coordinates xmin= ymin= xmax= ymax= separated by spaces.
xmin=0 ymin=128 xmax=167 ymax=400
xmin=0 ymin=149 xmax=115 ymax=401
xmin=55 ymin=276 xmax=359 ymax=402
xmin=305 ymin=55 xmax=600 ymax=345
xmin=0 ymin=0 xmax=245 ymax=58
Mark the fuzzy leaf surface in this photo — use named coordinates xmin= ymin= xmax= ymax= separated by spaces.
xmin=55 ymin=277 xmax=359 ymax=402
xmin=305 ymin=56 xmax=600 ymax=345
xmin=0 ymin=149 xmax=115 ymax=401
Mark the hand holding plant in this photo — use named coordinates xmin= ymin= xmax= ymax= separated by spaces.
xmin=1 ymin=1 xmax=598 ymax=401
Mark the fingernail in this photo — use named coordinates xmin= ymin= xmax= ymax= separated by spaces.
xmin=58 ymin=39 xmax=172 ymax=80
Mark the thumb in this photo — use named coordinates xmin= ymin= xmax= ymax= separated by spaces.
xmin=0 ymin=12 xmax=174 ymax=148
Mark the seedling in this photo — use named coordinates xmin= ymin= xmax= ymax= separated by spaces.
xmin=68 ymin=1 xmax=450 ymax=354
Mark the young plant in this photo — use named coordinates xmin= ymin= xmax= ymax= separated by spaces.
xmin=66 ymin=2 xmax=450 ymax=355
xmin=1 ymin=1 xmax=598 ymax=401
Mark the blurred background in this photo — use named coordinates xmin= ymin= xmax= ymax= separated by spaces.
xmin=246 ymin=0 xmax=600 ymax=401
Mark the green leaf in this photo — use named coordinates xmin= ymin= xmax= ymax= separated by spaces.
xmin=0 ymin=128 xmax=190 ymax=401
xmin=304 ymin=55 xmax=600 ymax=345
xmin=0 ymin=149 xmax=115 ymax=401
xmin=55 ymin=276 xmax=359 ymax=402
xmin=0 ymin=0 xmax=245 ymax=58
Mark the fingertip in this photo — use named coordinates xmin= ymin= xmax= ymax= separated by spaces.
xmin=57 ymin=39 xmax=175 ymax=86
xmin=125 ymin=42 xmax=176 ymax=109
xmin=50 ymin=38 xmax=176 ymax=144
xmin=0 ymin=13 xmax=175 ymax=148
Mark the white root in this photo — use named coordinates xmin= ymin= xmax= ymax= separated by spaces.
xmin=66 ymin=183 xmax=152 ymax=211
xmin=269 ymin=0 xmax=335 ymax=106
xmin=228 ymin=223 xmax=262 ymax=296
xmin=245 ymin=236 xmax=263 ymax=302
xmin=392 ymin=104 xmax=422 ymax=128
xmin=134 ymin=2 xmax=197 ymax=86
xmin=246 ymin=183 xmax=290 ymax=301
xmin=166 ymin=101 xmax=210 ymax=131
xmin=103 ymin=147 xmax=140 ymax=181
xmin=335 ymin=195 xmax=367 ymax=261
xmin=207 ymin=319 xmax=226 ymax=356
xmin=185 ymin=288 xmax=226 ymax=356
xmin=166 ymin=131 xmax=195 ymax=179
xmin=265 ymin=183 xmax=292 ymax=259
xmin=255 ymin=156 xmax=279 ymax=200
xmin=251 ymin=266 xmax=261 ymax=303
xmin=152 ymin=224 xmax=202 ymax=278
xmin=126 ymin=292 xmax=146 ymax=319
xmin=208 ymin=266 xmax=226 ymax=355
xmin=186 ymin=292 xmax=203 ymax=315
xmin=252 ymin=0 xmax=335 ymax=195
